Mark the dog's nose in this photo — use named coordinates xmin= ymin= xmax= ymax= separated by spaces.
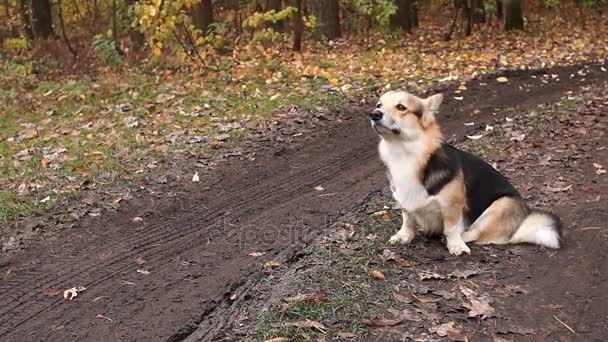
xmin=370 ymin=109 xmax=383 ymax=121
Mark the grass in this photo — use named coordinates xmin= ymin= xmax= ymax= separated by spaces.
xmin=256 ymin=206 xmax=408 ymax=341
xmin=0 ymin=58 xmax=353 ymax=224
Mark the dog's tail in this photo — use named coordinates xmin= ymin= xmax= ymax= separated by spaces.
xmin=509 ymin=210 xmax=561 ymax=248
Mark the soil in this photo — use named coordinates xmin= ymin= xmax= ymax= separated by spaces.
xmin=1 ymin=63 xmax=607 ymax=342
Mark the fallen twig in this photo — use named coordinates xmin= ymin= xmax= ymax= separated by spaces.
xmin=580 ymin=226 xmax=604 ymax=231
xmin=554 ymin=315 xmax=577 ymax=335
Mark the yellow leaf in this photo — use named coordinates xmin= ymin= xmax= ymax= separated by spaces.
xmin=496 ymin=76 xmax=509 ymax=83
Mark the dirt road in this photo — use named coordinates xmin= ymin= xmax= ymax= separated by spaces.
xmin=1 ymin=63 xmax=607 ymax=341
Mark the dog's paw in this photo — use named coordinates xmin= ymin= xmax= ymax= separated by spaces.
xmin=389 ymin=231 xmax=415 ymax=245
xmin=447 ymin=240 xmax=471 ymax=256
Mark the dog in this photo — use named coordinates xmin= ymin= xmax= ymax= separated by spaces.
xmin=370 ymin=90 xmax=561 ymax=255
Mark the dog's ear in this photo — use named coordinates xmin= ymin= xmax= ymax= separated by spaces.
xmin=423 ymin=94 xmax=443 ymax=116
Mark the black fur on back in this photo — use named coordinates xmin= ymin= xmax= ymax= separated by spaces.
xmin=422 ymin=143 xmax=521 ymax=225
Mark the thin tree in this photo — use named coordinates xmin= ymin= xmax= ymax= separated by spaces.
xmin=30 ymin=0 xmax=53 ymax=39
xmin=292 ymin=0 xmax=303 ymax=51
xmin=390 ymin=0 xmax=418 ymax=33
xmin=192 ymin=0 xmax=213 ymax=35
xmin=310 ymin=0 xmax=340 ymax=40
xmin=503 ymin=0 xmax=523 ymax=30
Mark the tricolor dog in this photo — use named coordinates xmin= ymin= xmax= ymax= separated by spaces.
xmin=370 ymin=91 xmax=561 ymax=255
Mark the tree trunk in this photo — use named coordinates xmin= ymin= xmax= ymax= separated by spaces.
xmin=390 ymin=0 xmax=418 ymax=33
xmin=126 ymin=0 xmax=145 ymax=50
xmin=192 ymin=0 xmax=213 ymax=34
xmin=310 ymin=0 xmax=340 ymax=40
xmin=471 ymin=0 xmax=485 ymax=23
xmin=496 ymin=0 xmax=503 ymax=18
xmin=30 ymin=0 xmax=53 ymax=39
xmin=18 ymin=0 xmax=33 ymax=39
xmin=503 ymin=0 xmax=523 ymax=30
xmin=266 ymin=0 xmax=284 ymax=32
xmin=292 ymin=0 xmax=303 ymax=51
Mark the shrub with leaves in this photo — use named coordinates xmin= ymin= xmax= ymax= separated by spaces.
xmin=93 ymin=34 xmax=125 ymax=68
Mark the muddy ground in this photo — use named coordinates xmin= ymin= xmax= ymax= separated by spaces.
xmin=1 ymin=63 xmax=607 ymax=342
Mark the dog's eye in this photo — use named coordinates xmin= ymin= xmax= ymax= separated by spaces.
xmin=396 ymin=104 xmax=407 ymax=111
xmin=376 ymin=103 xmax=381 ymax=108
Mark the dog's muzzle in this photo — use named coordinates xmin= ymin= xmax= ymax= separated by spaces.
xmin=369 ymin=109 xmax=383 ymax=122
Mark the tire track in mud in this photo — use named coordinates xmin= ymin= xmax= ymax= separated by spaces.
xmin=1 ymin=63 xmax=606 ymax=342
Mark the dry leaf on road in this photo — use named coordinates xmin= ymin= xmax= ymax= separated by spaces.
xmin=464 ymin=299 xmax=496 ymax=319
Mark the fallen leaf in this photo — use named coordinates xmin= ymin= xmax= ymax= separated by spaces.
xmin=136 ymin=269 xmax=150 ymax=275
xmin=248 ymin=251 xmax=265 ymax=257
xmin=497 ymin=76 xmax=509 ymax=83
xmin=264 ymin=338 xmax=288 ymax=342
xmin=392 ymin=291 xmax=414 ymax=304
xmin=314 ymin=185 xmax=325 ymax=191
xmin=283 ymin=319 xmax=327 ymax=331
xmin=45 ymin=288 xmax=61 ymax=297
xmin=371 ymin=270 xmax=386 ymax=280
xmin=135 ymin=257 xmax=146 ymax=265
xmin=416 ymin=294 xmax=443 ymax=303
xmin=466 ymin=134 xmax=483 ymax=140
xmin=309 ymin=290 xmax=329 ymax=303
xmin=454 ymin=96 xmax=464 ymax=101
xmin=432 ymin=289 xmax=456 ymax=300
xmin=264 ymin=260 xmax=280 ymax=271
xmin=132 ymin=216 xmax=143 ymax=223
xmin=336 ymin=332 xmax=356 ymax=339
xmin=418 ymin=271 xmax=445 ymax=280
xmin=430 ymin=321 xmax=462 ymax=337
xmin=464 ymin=299 xmax=495 ymax=319
xmin=363 ymin=308 xmax=418 ymax=326
xmin=335 ymin=221 xmax=353 ymax=229
xmin=450 ymin=269 xmax=478 ymax=279
xmin=380 ymin=213 xmax=391 ymax=222
xmin=381 ymin=249 xmax=396 ymax=262
xmin=192 ymin=172 xmax=200 ymax=182
xmin=19 ymin=127 xmax=38 ymax=140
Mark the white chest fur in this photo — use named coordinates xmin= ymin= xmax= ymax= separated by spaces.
xmin=378 ymin=139 xmax=430 ymax=211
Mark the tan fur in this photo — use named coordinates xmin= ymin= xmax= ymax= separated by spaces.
xmin=462 ymin=197 xmax=528 ymax=244
xmin=437 ymin=171 xmax=467 ymax=229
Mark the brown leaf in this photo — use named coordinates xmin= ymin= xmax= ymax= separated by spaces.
xmin=264 ymin=260 xmax=281 ymax=271
xmin=336 ymin=332 xmax=356 ymax=339
xmin=381 ymin=249 xmax=396 ymax=262
xmin=430 ymin=321 xmax=463 ymax=338
xmin=283 ymin=319 xmax=327 ymax=331
xmin=381 ymin=213 xmax=392 ymax=222
xmin=306 ymin=290 xmax=329 ymax=304
xmin=450 ymin=269 xmax=478 ymax=279
xmin=134 ymin=257 xmax=146 ymax=265
xmin=363 ymin=308 xmax=419 ymax=326
xmin=432 ymin=289 xmax=456 ymax=300
xmin=464 ymin=299 xmax=495 ymax=319
xmin=415 ymin=294 xmax=443 ymax=304
xmin=335 ymin=221 xmax=353 ymax=229
xmin=371 ymin=270 xmax=385 ymax=280
xmin=418 ymin=271 xmax=445 ymax=280
xmin=392 ymin=291 xmax=414 ymax=304
xmin=45 ymin=288 xmax=61 ymax=297
xmin=265 ymin=338 xmax=288 ymax=342
xmin=19 ymin=127 xmax=38 ymax=140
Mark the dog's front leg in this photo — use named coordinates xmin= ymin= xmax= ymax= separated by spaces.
xmin=443 ymin=210 xmax=470 ymax=255
xmin=389 ymin=210 xmax=416 ymax=244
